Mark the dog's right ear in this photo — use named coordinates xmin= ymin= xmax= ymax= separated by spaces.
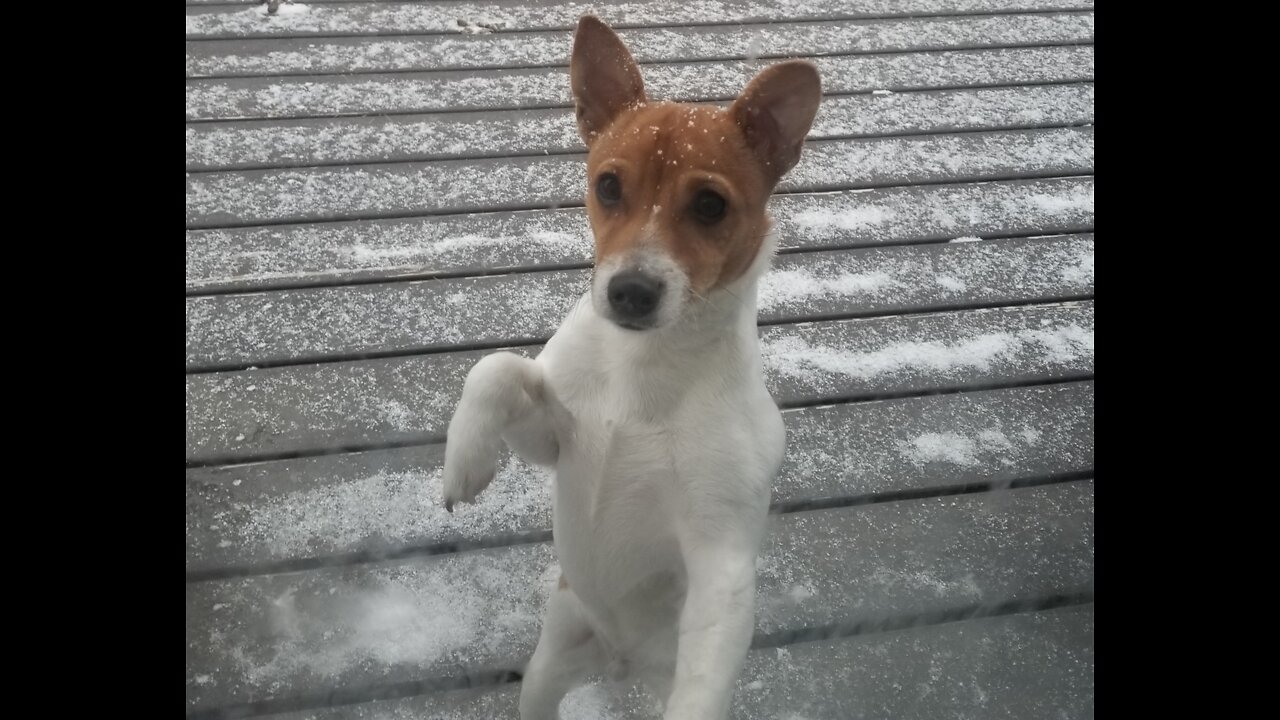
xmin=571 ymin=15 xmax=646 ymax=147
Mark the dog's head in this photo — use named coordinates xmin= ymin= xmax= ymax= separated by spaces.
xmin=571 ymin=16 xmax=821 ymax=331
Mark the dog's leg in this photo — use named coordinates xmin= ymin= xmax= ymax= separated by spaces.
xmin=662 ymin=546 xmax=757 ymax=720
xmin=442 ymin=352 xmax=558 ymax=510
xmin=519 ymin=581 xmax=603 ymax=720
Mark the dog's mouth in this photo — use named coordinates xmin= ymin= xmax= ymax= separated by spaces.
xmin=613 ymin=318 xmax=655 ymax=332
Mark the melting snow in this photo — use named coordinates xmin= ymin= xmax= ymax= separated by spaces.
xmin=790 ymin=206 xmax=892 ymax=233
xmin=763 ymin=320 xmax=1094 ymax=383
xmin=239 ymin=457 xmax=552 ymax=557
xmin=760 ymin=269 xmax=897 ymax=310
xmin=252 ymin=3 xmax=309 ymax=19
xmin=899 ymin=427 xmax=1042 ymax=467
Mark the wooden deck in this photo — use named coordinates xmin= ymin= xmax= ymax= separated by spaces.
xmin=185 ymin=2 xmax=1094 ymax=718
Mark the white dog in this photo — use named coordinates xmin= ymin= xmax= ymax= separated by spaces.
xmin=443 ymin=16 xmax=821 ymax=719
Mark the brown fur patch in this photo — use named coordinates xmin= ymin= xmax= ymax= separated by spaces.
xmin=583 ymin=102 xmax=774 ymax=294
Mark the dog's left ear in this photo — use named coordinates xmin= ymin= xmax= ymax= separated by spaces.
xmin=571 ymin=16 xmax=647 ymax=147
xmin=731 ymin=61 xmax=822 ymax=185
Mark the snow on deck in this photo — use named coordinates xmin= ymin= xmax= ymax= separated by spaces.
xmin=186 ymin=4 xmax=1095 ymax=718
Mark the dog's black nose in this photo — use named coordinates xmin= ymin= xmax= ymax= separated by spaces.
xmin=607 ymin=271 xmax=664 ymax=322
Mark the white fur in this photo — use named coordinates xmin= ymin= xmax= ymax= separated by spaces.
xmin=443 ymin=227 xmax=786 ymax=720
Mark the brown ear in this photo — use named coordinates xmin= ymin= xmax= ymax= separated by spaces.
xmin=571 ymin=15 xmax=646 ymax=146
xmin=730 ymin=61 xmax=822 ymax=184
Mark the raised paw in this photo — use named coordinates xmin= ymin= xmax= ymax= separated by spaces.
xmin=441 ymin=413 xmax=504 ymax=511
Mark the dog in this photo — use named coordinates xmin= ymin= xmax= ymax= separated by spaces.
xmin=442 ymin=16 xmax=821 ymax=719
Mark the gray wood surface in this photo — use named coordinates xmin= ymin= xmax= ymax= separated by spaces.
xmin=186 ymin=46 xmax=1093 ymax=120
xmin=185 ymin=301 xmax=1093 ymax=465
xmin=186 ymin=234 xmax=1094 ymax=370
xmin=186 ymin=381 xmax=1093 ymax=574
xmin=187 ymin=83 xmax=1094 ymax=171
xmin=252 ymin=603 xmax=1093 ymax=720
xmin=187 ymin=127 xmax=1094 ymax=227
xmin=187 ymin=14 xmax=1092 ymax=77
xmin=186 ymin=1 xmax=1096 ymax=39
xmin=186 ymin=480 xmax=1093 ymax=713
xmin=186 ymin=177 xmax=1094 ymax=293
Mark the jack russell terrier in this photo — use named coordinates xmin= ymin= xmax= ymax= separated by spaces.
xmin=443 ymin=15 xmax=821 ymax=719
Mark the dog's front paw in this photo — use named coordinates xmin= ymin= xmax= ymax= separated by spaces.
xmin=441 ymin=414 xmax=503 ymax=512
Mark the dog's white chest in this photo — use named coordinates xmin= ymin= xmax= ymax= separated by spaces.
xmin=552 ymin=398 xmax=688 ymax=572
xmin=545 ymin=342 xmax=777 ymax=571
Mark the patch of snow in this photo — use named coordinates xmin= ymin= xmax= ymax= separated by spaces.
xmin=450 ymin=16 xmax=505 ymax=34
xmin=239 ymin=457 xmax=553 ymax=557
xmin=212 ymin=546 xmax=553 ymax=689
xmin=763 ymin=321 xmax=1093 ymax=384
xmin=787 ymin=584 xmax=816 ymax=602
xmin=785 ymin=127 xmax=1093 ymax=194
xmin=789 ymin=206 xmax=892 ymax=233
xmin=561 ymin=684 xmax=617 ymax=720
xmin=977 ymin=429 xmax=1014 ymax=452
xmin=902 ymin=432 xmax=979 ymax=466
xmin=252 ymin=3 xmax=309 ymax=19
xmin=759 ymin=269 xmax=897 ymax=311
xmin=1060 ymin=253 xmax=1094 ymax=285
xmin=898 ymin=424 xmax=1048 ymax=468
xmin=1028 ymin=186 xmax=1094 ymax=214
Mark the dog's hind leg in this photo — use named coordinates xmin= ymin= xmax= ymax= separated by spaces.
xmin=519 ymin=580 xmax=604 ymax=720
xmin=664 ymin=543 xmax=761 ymax=719
xmin=442 ymin=352 xmax=560 ymax=510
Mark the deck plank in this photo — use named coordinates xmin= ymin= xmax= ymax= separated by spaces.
xmin=187 ymin=83 xmax=1094 ymax=171
xmin=186 ymin=1 xmax=1095 ymax=39
xmin=185 ymin=301 xmax=1093 ymax=465
xmin=252 ymin=604 xmax=1093 ymax=720
xmin=186 ymin=177 xmax=1094 ymax=293
xmin=187 ymin=381 xmax=1093 ymax=574
xmin=187 ymin=14 xmax=1092 ymax=77
xmin=186 ymin=234 xmax=1094 ymax=370
xmin=187 ymin=127 xmax=1094 ymax=228
xmin=185 ymin=481 xmax=1094 ymax=713
xmin=186 ymin=46 xmax=1094 ymax=121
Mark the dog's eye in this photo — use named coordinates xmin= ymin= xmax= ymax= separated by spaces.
xmin=596 ymin=173 xmax=622 ymax=206
xmin=692 ymin=190 xmax=726 ymax=224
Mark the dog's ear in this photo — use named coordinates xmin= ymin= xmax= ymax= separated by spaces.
xmin=730 ymin=61 xmax=822 ymax=184
xmin=571 ymin=15 xmax=646 ymax=146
